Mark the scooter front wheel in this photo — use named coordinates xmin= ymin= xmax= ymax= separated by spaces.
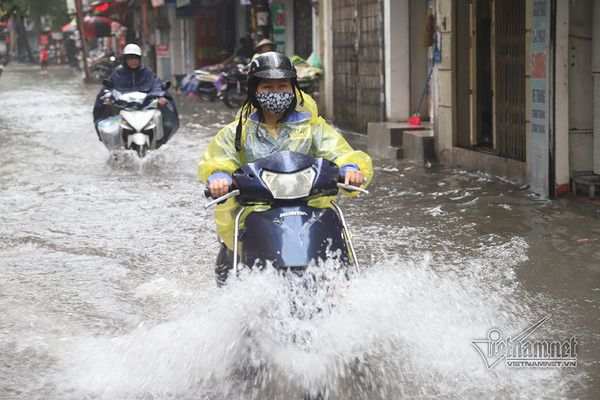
xmin=130 ymin=143 xmax=148 ymax=158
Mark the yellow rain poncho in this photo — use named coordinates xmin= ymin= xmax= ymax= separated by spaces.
xmin=198 ymin=108 xmax=373 ymax=250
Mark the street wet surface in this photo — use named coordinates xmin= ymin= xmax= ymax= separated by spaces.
xmin=0 ymin=63 xmax=599 ymax=399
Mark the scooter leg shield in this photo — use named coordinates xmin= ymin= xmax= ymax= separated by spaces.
xmin=241 ymin=206 xmax=350 ymax=271
xmin=153 ymin=110 xmax=164 ymax=141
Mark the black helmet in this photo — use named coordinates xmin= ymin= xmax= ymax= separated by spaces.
xmin=248 ymin=51 xmax=296 ymax=80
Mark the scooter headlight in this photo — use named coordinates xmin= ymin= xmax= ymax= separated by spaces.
xmin=261 ymin=167 xmax=316 ymax=199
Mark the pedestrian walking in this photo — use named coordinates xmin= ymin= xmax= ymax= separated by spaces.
xmin=40 ymin=47 xmax=49 ymax=73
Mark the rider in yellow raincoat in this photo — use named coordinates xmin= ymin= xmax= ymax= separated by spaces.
xmin=198 ymin=52 xmax=373 ymax=282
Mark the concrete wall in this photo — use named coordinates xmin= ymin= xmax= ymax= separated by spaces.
xmin=525 ymin=0 xmax=532 ymax=180
xmin=555 ymin=0 xmax=570 ymax=191
xmin=320 ymin=0 xmax=334 ymax=121
xmin=409 ymin=0 xmax=430 ymax=119
xmin=384 ymin=0 xmax=410 ymax=121
xmin=568 ymin=0 xmax=594 ymax=174
xmin=434 ymin=0 xmax=454 ymax=163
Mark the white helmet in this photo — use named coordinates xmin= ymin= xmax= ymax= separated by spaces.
xmin=123 ymin=44 xmax=142 ymax=57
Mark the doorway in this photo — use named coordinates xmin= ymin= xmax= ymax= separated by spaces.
xmin=455 ymin=0 xmax=526 ymax=161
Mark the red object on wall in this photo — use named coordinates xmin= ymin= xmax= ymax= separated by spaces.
xmin=532 ymin=52 xmax=546 ymax=79
xmin=196 ymin=6 xmax=220 ymax=68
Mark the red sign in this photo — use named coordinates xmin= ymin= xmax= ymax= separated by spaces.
xmin=91 ymin=2 xmax=109 ymax=13
xmin=196 ymin=7 xmax=220 ymax=68
xmin=156 ymin=43 xmax=170 ymax=58
xmin=39 ymin=35 xmax=49 ymax=47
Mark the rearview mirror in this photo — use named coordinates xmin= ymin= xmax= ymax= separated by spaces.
xmin=162 ymin=81 xmax=172 ymax=91
xmin=102 ymin=79 xmax=114 ymax=89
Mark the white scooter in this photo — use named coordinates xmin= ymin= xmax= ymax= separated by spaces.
xmin=96 ymin=79 xmax=173 ymax=157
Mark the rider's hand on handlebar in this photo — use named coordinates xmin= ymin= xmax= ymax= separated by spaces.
xmin=103 ymin=97 xmax=112 ymax=105
xmin=208 ymin=178 xmax=231 ymax=198
xmin=344 ymin=169 xmax=366 ymax=187
xmin=158 ymin=98 xmax=167 ymax=106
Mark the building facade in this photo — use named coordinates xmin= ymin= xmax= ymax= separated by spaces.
xmin=75 ymin=0 xmax=600 ymax=198
xmin=316 ymin=0 xmax=596 ymax=199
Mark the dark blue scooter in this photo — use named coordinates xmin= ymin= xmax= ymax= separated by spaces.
xmin=205 ymin=151 xmax=368 ymax=280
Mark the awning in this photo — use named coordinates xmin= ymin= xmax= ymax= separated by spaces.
xmin=61 ymin=19 xmax=77 ymax=34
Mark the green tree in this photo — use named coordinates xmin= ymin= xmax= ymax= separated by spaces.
xmin=28 ymin=0 xmax=70 ymax=31
xmin=1 ymin=0 xmax=70 ymax=29
xmin=0 ymin=0 xmax=70 ymax=62
xmin=0 ymin=0 xmax=28 ymax=22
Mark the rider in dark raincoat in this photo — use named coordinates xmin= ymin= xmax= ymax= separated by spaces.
xmin=93 ymin=44 xmax=179 ymax=146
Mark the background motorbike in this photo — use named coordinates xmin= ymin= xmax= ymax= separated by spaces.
xmin=96 ymin=79 xmax=174 ymax=157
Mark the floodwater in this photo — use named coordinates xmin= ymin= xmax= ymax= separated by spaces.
xmin=0 ymin=63 xmax=598 ymax=399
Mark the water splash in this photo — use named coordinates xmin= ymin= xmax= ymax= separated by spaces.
xmin=52 ymin=250 xmax=584 ymax=399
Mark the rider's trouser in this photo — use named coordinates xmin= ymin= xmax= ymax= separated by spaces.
xmin=215 ymin=240 xmax=233 ymax=287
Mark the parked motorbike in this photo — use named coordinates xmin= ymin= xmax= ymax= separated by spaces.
xmin=95 ymin=79 xmax=178 ymax=157
xmin=193 ymin=68 xmax=220 ymax=101
xmin=88 ymin=50 xmax=119 ymax=84
xmin=215 ymin=64 xmax=248 ymax=109
xmin=204 ymin=151 xmax=368 ymax=280
xmin=194 ymin=63 xmax=248 ymax=107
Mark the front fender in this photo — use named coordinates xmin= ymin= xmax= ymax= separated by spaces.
xmin=127 ymin=132 xmax=150 ymax=148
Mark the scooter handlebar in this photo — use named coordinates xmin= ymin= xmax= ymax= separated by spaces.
xmin=336 ymin=174 xmax=369 ymax=195
xmin=204 ymin=187 xmax=239 ymax=209
xmin=337 ymin=182 xmax=369 ymax=195
xmin=204 ymin=184 xmax=236 ymax=198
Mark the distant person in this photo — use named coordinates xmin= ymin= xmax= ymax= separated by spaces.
xmin=235 ymin=37 xmax=254 ymax=61
xmin=204 ymin=49 xmax=235 ymax=72
xmin=40 ymin=47 xmax=49 ymax=73
xmin=252 ymin=38 xmax=276 ymax=60
xmin=218 ymin=37 xmax=255 ymax=68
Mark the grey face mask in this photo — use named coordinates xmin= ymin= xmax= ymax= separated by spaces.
xmin=255 ymin=91 xmax=295 ymax=115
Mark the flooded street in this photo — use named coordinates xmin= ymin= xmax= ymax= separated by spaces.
xmin=0 ymin=63 xmax=598 ymax=399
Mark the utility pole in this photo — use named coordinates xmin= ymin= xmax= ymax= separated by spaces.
xmin=75 ymin=0 xmax=91 ymax=83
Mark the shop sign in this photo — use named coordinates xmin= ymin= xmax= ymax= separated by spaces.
xmin=156 ymin=43 xmax=170 ymax=58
